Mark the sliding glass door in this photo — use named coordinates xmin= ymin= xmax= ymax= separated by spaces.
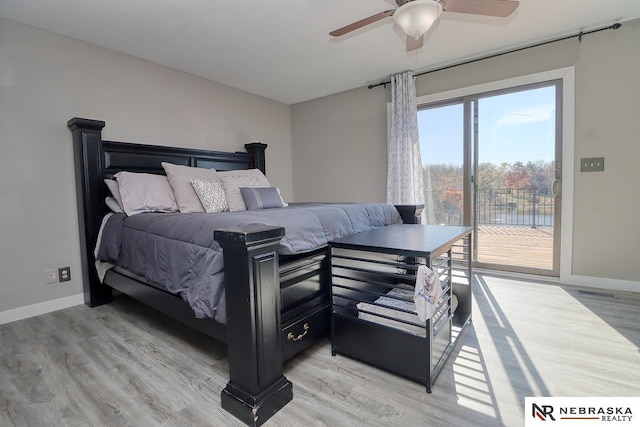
xmin=418 ymin=81 xmax=562 ymax=276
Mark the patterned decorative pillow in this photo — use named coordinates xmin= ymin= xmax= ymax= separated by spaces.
xmin=191 ymin=179 xmax=229 ymax=213
xmin=218 ymin=169 xmax=271 ymax=212
xmin=240 ymin=187 xmax=286 ymax=210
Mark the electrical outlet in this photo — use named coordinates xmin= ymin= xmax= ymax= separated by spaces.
xmin=45 ymin=269 xmax=58 ymax=284
xmin=58 ymin=266 xmax=71 ymax=282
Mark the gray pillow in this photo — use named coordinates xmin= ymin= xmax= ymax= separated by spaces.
xmin=114 ymin=171 xmax=179 ymax=216
xmin=105 ymin=197 xmax=123 ymax=213
xmin=104 ymin=179 xmax=124 ymax=210
xmin=161 ymin=162 xmax=219 ymax=213
xmin=239 ymin=187 xmax=286 ymax=210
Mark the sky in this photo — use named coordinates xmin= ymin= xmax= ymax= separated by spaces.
xmin=418 ymin=85 xmax=556 ymax=166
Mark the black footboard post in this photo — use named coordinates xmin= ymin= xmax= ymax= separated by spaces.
xmin=67 ymin=117 xmax=112 ymax=307
xmin=395 ymin=204 xmax=424 ymax=224
xmin=214 ymin=226 xmax=293 ymax=427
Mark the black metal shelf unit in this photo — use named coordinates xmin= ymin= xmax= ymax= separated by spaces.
xmin=329 ymin=225 xmax=472 ymax=393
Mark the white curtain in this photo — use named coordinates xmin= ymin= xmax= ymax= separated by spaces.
xmin=386 ymin=71 xmax=424 ymax=207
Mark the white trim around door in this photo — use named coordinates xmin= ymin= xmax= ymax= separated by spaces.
xmin=415 ymin=67 xmax=576 ymax=282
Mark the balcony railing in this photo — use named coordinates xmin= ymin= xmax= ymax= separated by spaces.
xmin=425 ymin=187 xmax=554 ymax=227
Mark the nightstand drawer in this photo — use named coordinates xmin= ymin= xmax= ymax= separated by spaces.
xmin=282 ymin=304 xmax=330 ymax=360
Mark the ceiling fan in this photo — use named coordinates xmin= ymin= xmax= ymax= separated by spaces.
xmin=329 ymin=0 xmax=520 ymax=52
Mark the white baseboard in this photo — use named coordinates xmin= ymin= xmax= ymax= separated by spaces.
xmin=0 ymin=293 xmax=84 ymax=326
xmin=566 ymin=275 xmax=640 ymax=294
xmin=476 ymin=269 xmax=639 ymax=294
xmin=474 ymin=268 xmax=561 ymax=284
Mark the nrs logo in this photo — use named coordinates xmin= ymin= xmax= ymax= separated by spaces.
xmin=533 ymin=403 xmax=556 ymax=421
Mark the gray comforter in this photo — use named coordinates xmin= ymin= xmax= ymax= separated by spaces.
xmin=97 ymin=203 xmax=402 ymax=323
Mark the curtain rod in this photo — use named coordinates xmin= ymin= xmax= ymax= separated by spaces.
xmin=368 ymin=22 xmax=622 ymax=89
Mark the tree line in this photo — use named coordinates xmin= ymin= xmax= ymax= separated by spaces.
xmin=424 ymin=160 xmax=555 ymax=193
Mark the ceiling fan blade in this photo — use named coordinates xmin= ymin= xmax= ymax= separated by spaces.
xmin=406 ymin=35 xmax=424 ymax=52
xmin=442 ymin=0 xmax=519 ymax=17
xmin=329 ymin=9 xmax=395 ymax=37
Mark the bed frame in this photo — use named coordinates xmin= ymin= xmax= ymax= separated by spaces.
xmin=67 ymin=117 xmax=422 ymax=426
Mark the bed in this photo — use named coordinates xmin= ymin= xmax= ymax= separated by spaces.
xmin=68 ymin=117 xmax=423 ymax=426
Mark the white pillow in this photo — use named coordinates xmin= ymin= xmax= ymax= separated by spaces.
xmin=218 ymin=169 xmax=271 ymax=212
xmin=105 ymin=197 xmax=123 ymax=213
xmin=191 ymin=179 xmax=229 ymax=213
xmin=104 ymin=179 xmax=124 ymax=210
xmin=114 ymin=171 xmax=179 ymax=216
xmin=161 ymin=162 xmax=219 ymax=213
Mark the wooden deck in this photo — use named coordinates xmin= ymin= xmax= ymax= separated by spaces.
xmin=476 ymin=225 xmax=553 ymax=271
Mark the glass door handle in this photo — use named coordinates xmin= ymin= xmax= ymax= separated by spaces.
xmin=552 ymin=179 xmax=561 ymax=197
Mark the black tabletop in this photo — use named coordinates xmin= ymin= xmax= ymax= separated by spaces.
xmin=330 ymin=224 xmax=471 ymax=258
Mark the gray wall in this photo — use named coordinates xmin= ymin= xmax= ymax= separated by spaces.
xmin=292 ymin=86 xmax=389 ymax=203
xmin=292 ymin=19 xmax=640 ymax=283
xmin=0 ymin=18 xmax=292 ymax=312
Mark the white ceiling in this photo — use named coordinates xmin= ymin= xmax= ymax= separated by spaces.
xmin=1 ymin=0 xmax=639 ymax=105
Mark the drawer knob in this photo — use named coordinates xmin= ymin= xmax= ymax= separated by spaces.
xmin=287 ymin=323 xmax=309 ymax=341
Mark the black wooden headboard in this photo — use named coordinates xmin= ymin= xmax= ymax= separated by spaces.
xmin=101 ymin=140 xmax=265 ymax=178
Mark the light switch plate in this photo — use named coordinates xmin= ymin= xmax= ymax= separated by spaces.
xmin=45 ymin=269 xmax=58 ymax=284
xmin=580 ymin=157 xmax=604 ymax=172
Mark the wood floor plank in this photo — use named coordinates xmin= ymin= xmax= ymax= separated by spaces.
xmin=1 ymin=274 xmax=639 ymax=426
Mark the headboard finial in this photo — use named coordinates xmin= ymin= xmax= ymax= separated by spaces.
xmin=67 ymin=117 xmax=106 ymax=131
xmin=244 ymin=142 xmax=268 ymax=174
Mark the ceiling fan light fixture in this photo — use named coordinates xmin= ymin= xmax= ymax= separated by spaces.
xmin=393 ymin=0 xmax=443 ymax=39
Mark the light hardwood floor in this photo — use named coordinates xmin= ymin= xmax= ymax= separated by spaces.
xmin=2 ymin=275 xmax=639 ymax=426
